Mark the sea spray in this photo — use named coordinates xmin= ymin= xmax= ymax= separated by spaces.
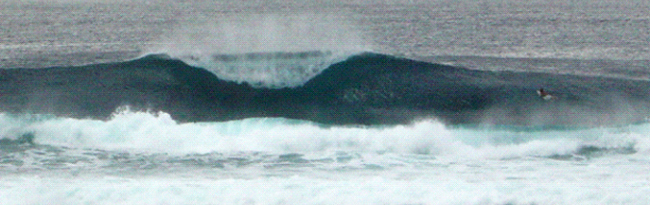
xmin=144 ymin=13 xmax=369 ymax=88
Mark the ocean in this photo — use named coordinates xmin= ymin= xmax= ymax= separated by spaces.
xmin=1 ymin=0 xmax=650 ymax=204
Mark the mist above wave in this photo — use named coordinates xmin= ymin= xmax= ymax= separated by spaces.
xmin=144 ymin=13 xmax=369 ymax=88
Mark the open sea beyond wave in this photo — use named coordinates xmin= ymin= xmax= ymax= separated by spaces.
xmin=2 ymin=0 xmax=650 ymax=204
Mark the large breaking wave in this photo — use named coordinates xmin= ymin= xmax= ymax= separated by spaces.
xmin=1 ymin=52 xmax=649 ymax=127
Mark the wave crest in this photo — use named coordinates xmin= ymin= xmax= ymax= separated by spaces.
xmin=174 ymin=50 xmax=357 ymax=88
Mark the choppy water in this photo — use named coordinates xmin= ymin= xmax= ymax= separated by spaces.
xmin=1 ymin=0 xmax=650 ymax=204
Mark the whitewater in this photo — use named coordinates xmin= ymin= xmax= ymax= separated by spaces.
xmin=2 ymin=0 xmax=650 ymax=204
xmin=3 ymin=112 xmax=650 ymax=204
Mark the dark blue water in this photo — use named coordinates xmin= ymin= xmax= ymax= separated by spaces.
xmin=2 ymin=1 xmax=650 ymax=204
xmin=2 ymin=52 xmax=649 ymax=127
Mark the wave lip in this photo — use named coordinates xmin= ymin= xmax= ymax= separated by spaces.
xmin=174 ymin=50 xmax=352 ymax=88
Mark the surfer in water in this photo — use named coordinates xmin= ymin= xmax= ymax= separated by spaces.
xmin=537 ymin=88 xmax=556 ymax=101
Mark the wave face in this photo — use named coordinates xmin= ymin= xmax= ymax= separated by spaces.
xmin=1 ymin=52 xmax=649 ymax=126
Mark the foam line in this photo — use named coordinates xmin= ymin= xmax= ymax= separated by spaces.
xmin=1 ymin=111 xmax=647 ymax=159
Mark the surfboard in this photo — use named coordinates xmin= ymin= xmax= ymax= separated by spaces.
xmin=537 ymin=89 xmax=555 ymax=101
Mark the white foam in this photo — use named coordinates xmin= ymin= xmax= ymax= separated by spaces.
xmin=1 ymin=110 xmax=648 ymax=159
xmin=2 ymin=162 xmax=650 ymax=205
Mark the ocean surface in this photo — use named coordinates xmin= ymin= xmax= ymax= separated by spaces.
xmin=1 ymin=0 xmax=650 ymax=204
